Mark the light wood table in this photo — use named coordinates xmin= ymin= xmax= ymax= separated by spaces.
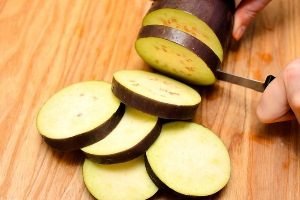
xmin=0 ymin=0 xmax=299 ymax=199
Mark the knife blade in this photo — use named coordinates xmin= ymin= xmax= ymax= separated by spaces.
xmin=215 ymin=69 xmax=275 ymax=92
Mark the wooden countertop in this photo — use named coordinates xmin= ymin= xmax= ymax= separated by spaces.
xmin=0 ymin=0 xmax=299 ymax=199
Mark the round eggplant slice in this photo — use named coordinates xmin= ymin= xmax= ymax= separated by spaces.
xmin=112 ymin=70 xmax=201 ymax=120
xmin=147 ymin=0 xmax=235 ymax=53
xmin=136 ymin=25 xmax=219 ymax=85
xmin=143 ymin=8 xmax=224 ymax=61
xmin=145 ymin=122 xmax=231 ymax=197
xmin=83 ymin=157 xmax=158 ymax=200
xmin=81 ymin=107 xmax=162 ymax=164
xmin=36 ymin=81 xmax=124 ymax=151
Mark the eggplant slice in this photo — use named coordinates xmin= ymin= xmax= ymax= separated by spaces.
xmin=143 ymin=8 xmax=224 ymax=61
xmin=136 ymin=0 xmax=234 ymax=85
xmin=145 ymin=122 xmax=231 ymax=197
xmin=112 ymin=70 xmax=201 ymax=120
xmin=81 ymin=106 xmax=162 ymax=164
xmin=36 ymin=81 xmax=124 ymax=151
xmin=147 ymin=0 xmax=235 ymax=52
xmin=136 ymin=25 xmax=219 ymax=85
xmin=83 ymin=157 xmax=158 ymax=200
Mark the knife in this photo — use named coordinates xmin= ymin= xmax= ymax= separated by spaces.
xmin=215 ymin=69 xmax=276 ymax=92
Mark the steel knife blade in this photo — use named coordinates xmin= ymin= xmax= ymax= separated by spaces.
xmin=215 ymin=69 xmax=275 ymax=92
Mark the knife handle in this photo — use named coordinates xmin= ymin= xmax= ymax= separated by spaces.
xmin=263 ymin=75 xmax=276 ymax=90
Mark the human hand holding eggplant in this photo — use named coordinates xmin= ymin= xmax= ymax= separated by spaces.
xmin=233 ymin=0 xmax=272 ymax=40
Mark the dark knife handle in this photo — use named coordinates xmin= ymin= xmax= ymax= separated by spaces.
xmin=263 ymin=75 xmax=276 ymax=90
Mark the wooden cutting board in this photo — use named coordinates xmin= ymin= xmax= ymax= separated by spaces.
xmin=0 ymin=0 xmax=299 ymax=199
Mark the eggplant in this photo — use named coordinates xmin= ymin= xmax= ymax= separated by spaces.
xmin=83 ymin=157 xmax=158 ymax=200
xmin=36 ymin=81 xmax=124 ymax=151
xmin=136 ymin=0 xmax=235 ymax=85
xmin=111 ymin=70 xmax=201 ymax=120
xmin=136 ymin=25 xmax=219 ymax=85
xmin=147 ymin=0 xmax=235 ymax=53
xmin=82 ymin=106 xmax=162 ymax=164
xmin=145 ymin=122 xmax=231 ymax=198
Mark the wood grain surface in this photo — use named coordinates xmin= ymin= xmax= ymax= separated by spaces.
xmin=0 ymin=0 xmax=299 ymax=199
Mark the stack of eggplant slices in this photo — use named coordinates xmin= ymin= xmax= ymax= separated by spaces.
xmin=36 ymin=0 xmax=235 ymax=199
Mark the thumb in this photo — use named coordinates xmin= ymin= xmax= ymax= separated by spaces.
xmin=256 ymin=72 xmax=295 ymax=123
xmin=256 ymin=59 xmax=300 ymax=123
xmin=233 ymin=0 xmax=272 ymax=40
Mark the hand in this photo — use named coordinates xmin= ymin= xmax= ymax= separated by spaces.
xmin=256 ymin=59 xmax=300 ymax=123
xmin=233 ymin=1 xmax=299 ymax=123
xmin=233 ymin=0 xmax=272 ymax=40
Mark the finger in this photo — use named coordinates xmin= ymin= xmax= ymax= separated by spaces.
xmin=267 ymin=110 xmax=296 ymax=123
xmin=256 ymin=73 xmax=293 ymax=123
xmin=233 ymin=0 xmax=272 ymax=40
xmin=283 ymin=59 xmax=300 ymax=123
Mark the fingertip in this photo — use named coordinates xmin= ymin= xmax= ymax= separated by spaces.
xmin=256 ymin=111 xmax=267 ymax=123
xmin=232 ymin=25 xmax=246 ymax=41
xmin=256 ymin=105 xmax=295 ymax=123
xmin=256 ymin=102 xmax=269 ymax=123
xmin=232 ymin=11 xmax=244 ymax=40
xmin=232 ymin=2 xmax=254 ymax=40
xmin=256 ymin=96 xmax=275 ymax=123
xmin=232 ymin=8 xmax=253 ymax=40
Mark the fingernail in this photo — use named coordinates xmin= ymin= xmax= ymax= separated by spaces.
xmin=235 ymin=26 xmax=246 ymax=40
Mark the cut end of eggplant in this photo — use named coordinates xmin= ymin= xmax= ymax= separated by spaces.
xmin=81 ymin=107 xmax=162 ymax=164
xmin=146 ymin=122 xmax=231 ymax=197
xmin=112 ymin=70 xmax=201 ymax=120
xmin=143 ymin=8 xmax=223 ymax=61
xmin=148 ymin=0 xmax=235 ymax=50
xmin=83 ymin=157 xmax=158 ymax=200
xmin=136 ymin=0 xmax=235 ymax=86
xmin=36 ymin=81 xmax=123 ymax=151
xmin=136 ymin=26 xmax=218 ymax=85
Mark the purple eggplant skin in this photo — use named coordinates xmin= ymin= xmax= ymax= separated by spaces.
xmin=83 ymin=120 xmax=162 ymax=164
xmin=42 ymin=104 xmax=125 ymax=152
xmin=138 ymin=25 xmax=220 ymax=73
xmin=147 ymin=189 xmax=220 ymax=200
xmin=148 ymin=0 xmax=235 ymax=52
xmin=111 ymin=77 xmax=200 ymax=120
xmin=145 ymin=155 xmax=221 ymax=200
